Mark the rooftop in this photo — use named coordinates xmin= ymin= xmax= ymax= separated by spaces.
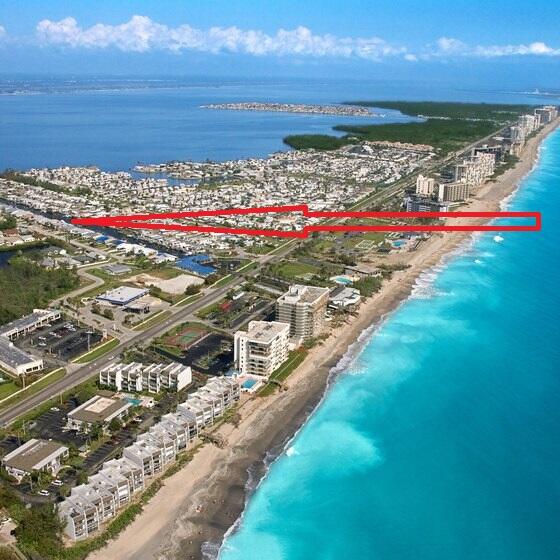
xmin=243 ymin=321 xmax=290 ymax=343
xmin=0 ymin=337 xmax=42 ymax=369
xmin=278 ymin=284 xmax=330 ymax=305
xmin=68 ymin=394 xmax=132 ymax=424
xmin=96 ymin=286 xmax=148 ymax=305
xmin=2 ymin=438 xmax=68 ymax=473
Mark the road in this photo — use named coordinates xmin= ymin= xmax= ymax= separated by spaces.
xmin=0 ymin=240 xmax=296 ymax=426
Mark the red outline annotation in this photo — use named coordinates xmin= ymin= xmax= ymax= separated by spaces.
xmin=71 ymin=205 xmax=541 ymax=238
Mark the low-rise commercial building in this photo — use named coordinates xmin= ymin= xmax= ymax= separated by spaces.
xmin=96 ymin=286 xmax=149 ymax=306
xmin=0 ymin=337 xmax=44 ymax=377
xmin=0 ymin=308 xmax=61 ymax=340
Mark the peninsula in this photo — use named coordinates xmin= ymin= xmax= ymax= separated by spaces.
xmin=202 ymin=101 xmax=376 ymax=117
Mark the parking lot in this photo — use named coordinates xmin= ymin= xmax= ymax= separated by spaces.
xmin=17 ymin=319 xmax=102 ymax=363
xmin=28 ymin=399 xmax=89 ymax=449
xmin=156 ymin=332 xmax=234 ymax=376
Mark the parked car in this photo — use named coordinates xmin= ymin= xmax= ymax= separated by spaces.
xmin=52 ymin=479 xmax=63 ymax=486
xmin=38 ymin=490 xmax=50 ymax=496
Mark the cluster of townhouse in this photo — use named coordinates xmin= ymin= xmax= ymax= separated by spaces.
xmin=203 ymin=102 xmax=374 ymax=117
xmin=0 ymin=140 xmax=433 ymax=256
xmin=234 ymin=284 xmax=330 ymax=377
xmin=58 ymin=376 xmax=240 ymax=540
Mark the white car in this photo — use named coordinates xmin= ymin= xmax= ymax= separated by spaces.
xmin=52 ymin=479 xmax=63 ymax=486
xmin=38 ymin=490 xmax=50 ymax=496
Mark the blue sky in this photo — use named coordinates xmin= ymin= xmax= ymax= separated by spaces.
xmin=1 ymin=0 xmax=559 ymax=87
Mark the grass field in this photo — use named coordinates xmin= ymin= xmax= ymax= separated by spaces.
xmin=270 ymin=261 xmax=320 ymax=279
xmin=0 ymin=381 xmax=19 ymax=399
xmin=0 ymin=368 xmax=66 ymax=411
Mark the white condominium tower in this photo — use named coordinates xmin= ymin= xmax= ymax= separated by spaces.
xmin=234 ymin=321 xmax=290 ymax=377
xmin=276 ymin=284 xmax=330 ymax=342
xmin=415 ymin=174 xmax=437 ymax=196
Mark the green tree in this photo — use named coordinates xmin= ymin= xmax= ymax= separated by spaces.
xmin=15 ymin=504 xmax=64 ymax=559
xmin=184 ymin=284 xmax=201 ymax=296
xmin=109 ymin=417 xmax=123 ymax=433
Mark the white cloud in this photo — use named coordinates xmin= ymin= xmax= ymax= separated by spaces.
xmin=30 ymin=18 xmax=560 ymax=62
xmin=0 ymin=25 xmax=6 ymax=39
xmin=430 ymin=36 xmax=560 ymax=58
xmin=35 ymin=15 xmax=409 ymax=61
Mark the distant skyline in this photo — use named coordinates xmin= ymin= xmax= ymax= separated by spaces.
xmin=1 ymin=1 xmax=560 ymax=88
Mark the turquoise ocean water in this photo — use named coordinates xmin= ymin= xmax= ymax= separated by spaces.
xmin=219 ymin=130 xmax=560 ymax=560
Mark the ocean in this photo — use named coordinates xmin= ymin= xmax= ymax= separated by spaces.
xmin=218 ymin=130 xmax=560 ymax=559
xmin=0 ymin=76 xmax=552 ymax=172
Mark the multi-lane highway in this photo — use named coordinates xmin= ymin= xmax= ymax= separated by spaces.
xmin=0 ymin=240 xmax=297 ymax=426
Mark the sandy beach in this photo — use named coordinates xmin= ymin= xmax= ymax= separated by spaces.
xmin=88 ymin=119 xmax=558 ymax=560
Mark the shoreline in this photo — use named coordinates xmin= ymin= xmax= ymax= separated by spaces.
xmin=88 ymin=119 xmax=559 ymax=560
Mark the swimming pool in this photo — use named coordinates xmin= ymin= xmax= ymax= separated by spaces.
xmin=332 ymin=276 xmax=353 ymax=285
xmin=242 ymin=379 xmax=258 ymax=389
xmin=392 ymin=240 xmax=406 ymax=248
xmin=127 ymin=397 xmax=142 ymax=406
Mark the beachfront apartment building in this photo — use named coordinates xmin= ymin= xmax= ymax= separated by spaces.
xmin=415 ymin=174 xmax=437 ymax=196
xmin=535 ymin=105 xmax=558 ymax=124
xmin=59 ymin=376 xmax=240 ymax=541
xmin=454 ymin=152 xmax=495 ymax=186
xmin=519 ymin=114 xmax=539 ymax=136
xmin=99 ymin=362 xmax=192 ymax=393
xmin=2 ymin=438 xmax=69 ymax=482
xmin=234 ymin=320 xmax=290 ymax=377
xmin=405 ymin=196 xmax=450 ymax=213
xmin=437 ymin=182 xmax=470 ymax=203
xmin=276 ymin=285 xmax=330 ymax=342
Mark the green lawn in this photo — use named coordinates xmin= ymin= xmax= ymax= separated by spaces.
xmin=270 ymin=261 xmax=319 ymax=279
xmin=0 ymin=381 xmax=19 ymax=399
xmin=0 ymin=368 xmax=66 ymax=411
